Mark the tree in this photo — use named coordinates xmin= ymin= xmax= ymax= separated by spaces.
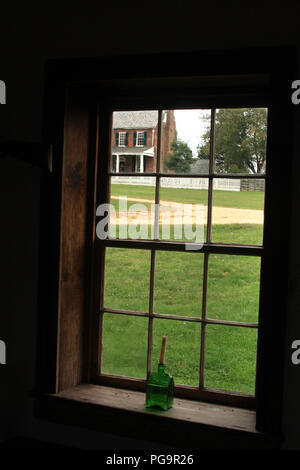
xmin=165 ymin=140 xmax=194 ymax=173
xmin=197 ymin=108 xmax=267 ymax=173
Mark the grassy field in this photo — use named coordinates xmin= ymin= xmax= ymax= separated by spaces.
xmin=101 ymin=184 xmax=263 ymax=395
xmin=109 ymin=184 xmax=264 ymax=245
xmin=111 ymin=183 xmax=264 ymax=210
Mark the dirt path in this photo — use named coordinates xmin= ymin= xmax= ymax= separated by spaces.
xmin=110 ymin=196 xmax=263 ymax=225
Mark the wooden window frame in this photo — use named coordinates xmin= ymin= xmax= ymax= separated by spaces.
xmin=35 ymin=47 xmax=294 ymax=446
xmin=95 ymin=107 xmax=262 ymax=409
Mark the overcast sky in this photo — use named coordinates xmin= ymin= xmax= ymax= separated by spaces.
xmin=174 ymin=109 xmax=211 ymax=157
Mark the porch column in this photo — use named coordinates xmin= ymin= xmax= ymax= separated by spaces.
xmin=140 ymin=153 xmax=144 ymax=173
xmin=116 ymin=154 xmax=120 ymax=173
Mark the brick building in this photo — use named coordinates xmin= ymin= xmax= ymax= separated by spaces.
xmin=112 ymin=110 xmax=177 ymax=173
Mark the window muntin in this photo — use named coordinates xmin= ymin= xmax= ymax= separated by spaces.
xmin=97 ymin=106 xmax=267 ymax=405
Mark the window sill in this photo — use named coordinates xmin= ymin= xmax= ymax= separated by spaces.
xmin=34 ymin=384 xmax=282 ymax=449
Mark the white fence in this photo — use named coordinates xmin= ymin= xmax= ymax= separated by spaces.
xmin=111 ymin=176 xmax=241 ymax=191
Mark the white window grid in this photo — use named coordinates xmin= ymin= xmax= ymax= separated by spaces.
xmin=136 ymin=131 xmax=145 ymax=146
xmin=118 ymin=132 xmax=127 ymax=147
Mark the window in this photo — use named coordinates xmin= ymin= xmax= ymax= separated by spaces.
xmin=36 ymin=49 xmax=293 ymax=443
xmin=136 ymin=131 xmax=146 ymax=146
xmin=96 ymin=107 xmax=266 ymax=408
xmin=118 ymin=131 xmax=127 ymax=146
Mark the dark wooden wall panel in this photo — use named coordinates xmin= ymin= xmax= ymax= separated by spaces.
xmin=57 ymin=89 xmax=90 ymax=391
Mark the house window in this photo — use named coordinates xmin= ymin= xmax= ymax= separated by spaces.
xmin=136 ymin=131 xmax=146 ymax=146
xmin=118 ymin=132 xmax=127 ymax=146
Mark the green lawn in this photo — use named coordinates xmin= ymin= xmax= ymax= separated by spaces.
xmin=111 ymin=183 xmax=264 ymax=210
xmin=101 ymin=185 xmax=263 ymax=395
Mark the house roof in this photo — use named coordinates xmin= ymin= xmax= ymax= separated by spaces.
xmin=113 ymin=111 xmax=158 ymax=129
xmin=190 ymin=159 xmax=210 ymax=174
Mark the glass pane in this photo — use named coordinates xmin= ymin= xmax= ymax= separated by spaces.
xmin=160 ymin=109 xmax=211 ymax=174
xmin=204 ymin=325 xmax=257 ymax=394
xmin=154 ymin=251 xmax=204 ymax=317
xmin=159 ymin=177 xmax=207 ymax=243
xmin=104 ymin=248 xmax=150 ymax=312
xmin=111 ymin=110 xmax=158 ymax=174
xmin=212 ymin=108 xmax=267 ymax=175
xmin=211 ymin=178 xmax=265 ymax=245
xmin=102 ymin=313 xmax=148 ymax=379
xmin=152 ymin=319 xmax=201 ymax=387
xmin=108 ymin=176 xmax=156 ymax=240
xmin=206 ymin=255 xmax=261 ymax=323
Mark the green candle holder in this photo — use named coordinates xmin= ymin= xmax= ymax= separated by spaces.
xmin=146 ymin=336 xmax=174 ymax=411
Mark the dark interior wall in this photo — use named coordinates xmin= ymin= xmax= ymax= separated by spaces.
xmin=1 ymin=3 xmax=300 ymax=449
xmin=0 ymin=157 xmax=40 ymax=441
